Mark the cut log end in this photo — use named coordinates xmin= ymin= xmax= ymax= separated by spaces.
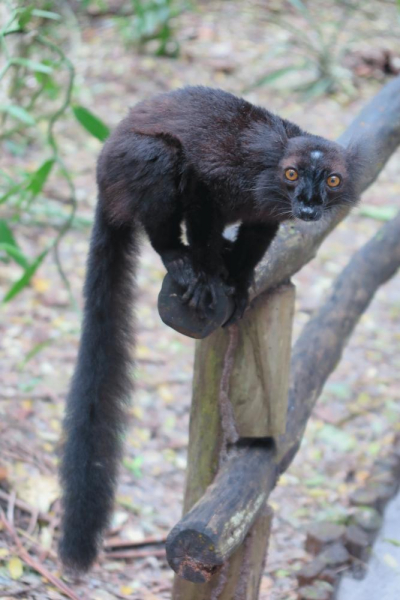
xmin=158 ymin=273 xmax=234 ymax=339
xmin=166 ymin=529 xmax=223 ymax=583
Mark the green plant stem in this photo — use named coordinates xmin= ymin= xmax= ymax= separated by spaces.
xmin=36 ymin=33 xmax=79 ymax=311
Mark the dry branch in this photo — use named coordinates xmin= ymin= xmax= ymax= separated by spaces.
xmin=0 ymin=507 xmax=80 ymax=600
xmin=167 ymin=444 xmax=276 ymax=582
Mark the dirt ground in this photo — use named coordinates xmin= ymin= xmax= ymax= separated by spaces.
xmin=1 ymin=1 xmax=400 ymax=599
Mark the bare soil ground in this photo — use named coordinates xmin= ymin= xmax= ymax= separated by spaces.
xmin=1 ymin=2 xmax=400 ymax=599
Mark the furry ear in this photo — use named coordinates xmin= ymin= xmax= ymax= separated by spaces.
xmin=243 ymin=118 xmax=288 ymax=168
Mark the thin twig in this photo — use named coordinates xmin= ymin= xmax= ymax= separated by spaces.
xmin=26 ymin=508 xmax=39 ymax=535
xmin=5 ymin=581 xmax=43 ymax=596
xmin=103 ymin=548 xmax=166 ymax=560
xmin=36 ymin=34 xmax=79 ymax=311
xmin=0 ymin=507 xmax=81 ymax=600
xmin=39 ymin=501 xmax=60 ymax=562
xmin=7 ymin=489 xmax=16 ymax=526
xmin=0 ymin=489 xmax=51 ymax=524
xmin=104 ymin=534 xmax=167 ymax=549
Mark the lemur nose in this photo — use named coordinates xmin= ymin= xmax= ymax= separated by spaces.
xmin=298 ymin=206 xmax=319 ymax=221
xmin=303 ymin=195 xmax=323 ymax=206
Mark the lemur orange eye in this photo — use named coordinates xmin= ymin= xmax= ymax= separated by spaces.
xmin=327 ymin=174 xmax=341 ymax=188
xmin=285 ymin=168 xmax=298 ymax=182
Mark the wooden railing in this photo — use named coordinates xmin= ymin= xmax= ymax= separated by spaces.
xmin=158 ymin=76 xmax=400 ymax=600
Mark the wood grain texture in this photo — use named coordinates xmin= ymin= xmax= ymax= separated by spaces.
xmin=230 ymin=284 xmax=295 ymax=438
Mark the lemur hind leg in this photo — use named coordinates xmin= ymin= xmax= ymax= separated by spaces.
xmin=142 ymin=199 xmax=197 ymax=293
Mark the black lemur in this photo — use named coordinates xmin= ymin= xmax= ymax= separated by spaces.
xmin=59 ymin=86 xmax=360 ymax=571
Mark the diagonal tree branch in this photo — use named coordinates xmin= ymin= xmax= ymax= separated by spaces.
xmin=281 ymin=208 xmax=400 ymax=466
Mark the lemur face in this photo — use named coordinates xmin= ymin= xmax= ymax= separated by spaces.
xmin=279 ymin=136 xmax=351 ymax=222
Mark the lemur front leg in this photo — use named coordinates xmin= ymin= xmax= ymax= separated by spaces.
xmin=222 ymin=222 xmax=279 ymax=325
xmin=183 ymin=189 xmax=229 ymax=317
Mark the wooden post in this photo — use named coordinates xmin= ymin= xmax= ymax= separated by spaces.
xmin=170 ymin=283 xmax=295 ymax=599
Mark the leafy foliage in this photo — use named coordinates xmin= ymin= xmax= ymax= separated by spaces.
xmin=72 ymin=105 xmax=110 ymax=141
xmin=115 ymin=0 xmax=190 ymax=57
xmin=0 ymin=1 xmax=109 ymax=303
xmin=249 ymin=0 xmax=393 ymax=98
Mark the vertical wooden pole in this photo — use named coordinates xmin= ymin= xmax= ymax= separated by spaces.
xmin=172 ymin=283 xmax=295 ymax=600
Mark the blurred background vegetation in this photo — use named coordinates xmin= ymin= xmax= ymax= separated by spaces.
xmin=1 ymin=1 xmax=400 ymax=599
xmin=1 ymin=0 xmax=399 ymax=307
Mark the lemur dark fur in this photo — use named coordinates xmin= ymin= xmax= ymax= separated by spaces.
xmin=59 ymin=86 xmax=360 ymax=571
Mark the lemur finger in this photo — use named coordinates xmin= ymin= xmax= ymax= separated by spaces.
xmin=181 ymin=276 xmax=200 ymax=304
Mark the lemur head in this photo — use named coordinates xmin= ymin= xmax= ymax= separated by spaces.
xmin=278 ymin=136 xmax=358 ymax=222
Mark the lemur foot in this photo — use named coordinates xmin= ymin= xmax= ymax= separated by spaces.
xmin=164 ymin=251 xmax=197 ymax=290
xmin=181 ymin=273 xmax=221 ymax=317
xmin=164 ymin=252 xmax=221 ymax=319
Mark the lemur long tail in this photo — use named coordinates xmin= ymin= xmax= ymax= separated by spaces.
xmin=59 ymin=199 xmax=138 ymax=572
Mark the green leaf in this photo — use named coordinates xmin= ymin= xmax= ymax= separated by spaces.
xmin=305 ymin=475 xmax=327 ymax=488
xmin=359 ymin=205 xmax=397 ymax=222
xmin=0 ymin=182 xmax=25 ymax=205
xmin=17 ymin=6 xmax=34 ymax=29
xmin=72 ymin=105 xmax=110 ymax=141
xmin=287 ymin=0 xmax=318 ymax=32
xmin=32 ymin=9 xmax=61 ymax=20
xmin=3 ymin=248 xmax=49 ymax=303
xmin=301 ymin=78 xmax=333 ymax=99
xmin=385 ymin=538 xmax=400 ymax=547
xmin=19 ymin=339 xmax=54 ymax=369
xmin=317 ymin=424 xmax=357 ymax=452
xmin=12 ymin=58 xmax=53 ymax=74
xmin=8 ymin=556 xmax=23 ymax=580
xmin=0 ymin=243 xmax=29 ymax=269
xmin=35 ymin=72 xmax=60 ymax=99
xmin=0 ymin=220 xmax=29 ymax=268
xmin=249 ymin=66 xmax=301 ymax=90
xmin=325 ymin=382 xmax=351 ymax=399
xmin=287 ymin=0 xmax=308 ymax=15
xmin=0 ymin=220 xmax=17 ymax=247
xmin=123 ymin=456 xmax=144 ymax=478
xmin=27 ymin=159 xmax=55 ymax=196
xmin=0 ymin=105 xmax=35 ymax=125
